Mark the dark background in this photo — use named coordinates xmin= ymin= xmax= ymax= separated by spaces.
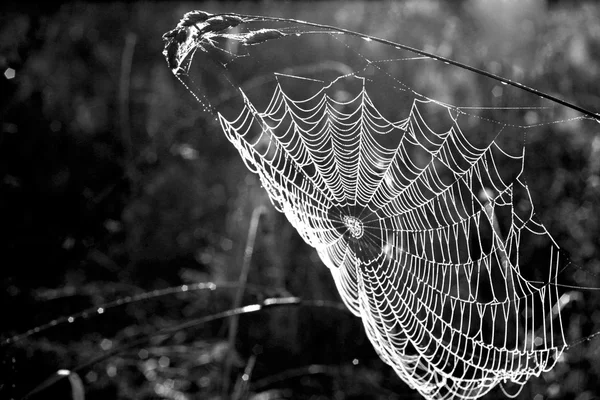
xmin=1 ymin=1 xmax=599 ymax=399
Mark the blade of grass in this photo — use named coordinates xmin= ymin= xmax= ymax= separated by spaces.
xmin=232 ymin=352 xmax=257 ymax=400
xmin=119 ymin=32 xmax=136 ymax=162
xmin=223 ymin=205 xmax=266 ymax=397
xmin=20 ymin=297 xmax=348 ymax=399
xmin=2 ymin=281 xmax=271 ymax=346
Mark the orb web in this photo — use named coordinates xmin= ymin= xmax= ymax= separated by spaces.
xmin=163 ymin=11 xmax=598 ymax=400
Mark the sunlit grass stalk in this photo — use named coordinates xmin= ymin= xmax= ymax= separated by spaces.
xmin=232 ymin=352 xmax=257 ymax=400
xmin=21 ymin=297 xmax=348 ymax=399
xmin=223 ymin=205 xmax=266 ymax=397
xmin=119 ymin=32 xmax=136 ymax=162
xmin=3 ymin=281 xmax=297 ymax=347
xmin=481 ymin=189 xmax=515 ymax=298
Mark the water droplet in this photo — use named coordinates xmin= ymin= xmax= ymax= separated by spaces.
xmin=164 ymin=378 xmax=175 ymax=389
xmin=4 ymin=68 xmax=15 ymax=80
xmin=50 ymin=120 xmax=62 ymax=132
xmin=145 ymin=369 xmax=157 ymax=381
xmin=138 ymin=349 xmax=149 ymax=359
xmin=100 ymin=338 xmax=112 ymax=350
xmin=86 ymin=370 xmax=98 ymax=383
xmin=106 ymin=364 xmax=117 ymax=377
xmin=158 ymin=356 xmax=170 ymax=368
xmin=220 ymin=238 xmax=233 ymax=251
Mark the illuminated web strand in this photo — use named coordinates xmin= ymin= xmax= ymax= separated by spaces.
xmin=217 ymin=79 xmax=567 ymax=400
xmin=162 ymin=12 xmax=583 ymax=400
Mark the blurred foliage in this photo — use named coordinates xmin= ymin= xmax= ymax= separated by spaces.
xmin=0 ymin=1 xmax=599 ymax=400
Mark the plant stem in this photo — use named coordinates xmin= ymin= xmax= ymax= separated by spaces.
xmin=223 ymin=205 xmax=266 ymax=397
xmin=119 ymin=32 xmax=136 ymax=162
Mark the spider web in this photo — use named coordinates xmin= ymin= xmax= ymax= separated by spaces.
xmin=163 ymin=11 xmax=598 ymax=400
